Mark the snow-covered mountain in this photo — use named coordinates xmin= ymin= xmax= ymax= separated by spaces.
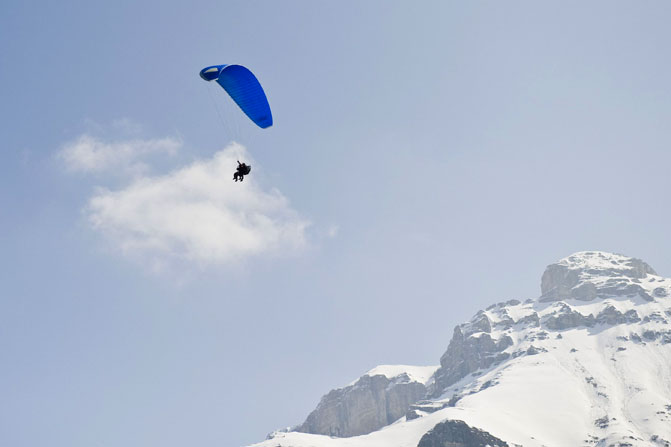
xmin=251 ymin=251 xmax=671 ymax=447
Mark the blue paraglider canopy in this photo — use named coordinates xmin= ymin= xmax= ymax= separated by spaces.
xmin=200 ymin=64 xmax=273 ymax=129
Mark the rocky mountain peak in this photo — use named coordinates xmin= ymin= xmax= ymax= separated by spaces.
xmin=255 ymin=251 xmax=671 ymax=447
xmin=540 ymin=251 xmax=661 ymax=302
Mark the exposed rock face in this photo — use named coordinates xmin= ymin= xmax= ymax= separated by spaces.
xmin=417 ymin=420 xmax=509 ymax=447
xmin=517 ymin=312 xmax=540 ymax=327
xmin=543 ymin=303 xmax=643 ymax=331
xmin=296 ymin=372 xmax=428 ymax=437
xmin=596 ymin=305 xmax=641 ymax=325
xmin=544 ymin=303 xmax=595 ymax=330
xmin=641 ymin=330 xmax=671 ymax=344
xmin=430 ymin=314 xmax=513 ymax=397
xmin=540 ymin=251 xmax=658 ymax=302
xmin=654 ymin=287 xmax=669 ymax=298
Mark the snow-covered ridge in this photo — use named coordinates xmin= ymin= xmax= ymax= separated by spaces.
xmin=557 ymin=251 xmax=652 ymax=271
xmin=348 ymin=365 xmax=439 ymax=387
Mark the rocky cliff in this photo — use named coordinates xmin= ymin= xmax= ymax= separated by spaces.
xmin=295 ymin=365 xmax=437 ymax=437
xmin=429 ymin=308 xmax=515 ymax=398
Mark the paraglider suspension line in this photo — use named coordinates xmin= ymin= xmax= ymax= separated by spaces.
xmin=206 ymin=82 xmax=229 ymax=137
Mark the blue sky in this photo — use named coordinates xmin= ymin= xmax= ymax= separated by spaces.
xmin=3 ymin=1 xmax=671 ymax=446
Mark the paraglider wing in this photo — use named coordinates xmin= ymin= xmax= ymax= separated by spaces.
xmin=199 ymin=64 xmax=273 ymax=129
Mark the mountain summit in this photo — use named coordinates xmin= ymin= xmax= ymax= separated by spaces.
xmin=540 ymin=251 xmax=661 ymax=302
xmin=252 ymin=252 xmax=671 ymax=447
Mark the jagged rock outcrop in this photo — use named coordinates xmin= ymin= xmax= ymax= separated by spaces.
xmin=516 ymin=312 xmax=540 ymax=327
xmin=641 ymin=330 xmax=671 ymax=344
xmin=430 ymin=315 xmax=513 ymax=397
xmin=544 ymin=303 xmax=595 ymax=330
xmin=543 ymin=303 xmax=642 ymax=331
xmin=296 ymin=369 xmax=430 ymax=437
xmin=654 ymin=287 xmax=669 ymax=298
xmin=596 ymin=305 xmax=640 ymax=325
xmin=417 ymin=420 xmax=509 ymax=447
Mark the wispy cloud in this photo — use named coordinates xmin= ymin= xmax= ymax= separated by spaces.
xmin=58 ymin=134 xmax=181 ymax=175
xmin=85 ymin=143 xmax=310 ymax=267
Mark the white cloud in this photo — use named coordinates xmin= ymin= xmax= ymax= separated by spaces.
xmin=59 ymin=134 xmax=181 ymax=175
xmin=86 ymin=143 xmax=310 ymax=267
xmin=327 ymin=224 xmax=339 ymax=238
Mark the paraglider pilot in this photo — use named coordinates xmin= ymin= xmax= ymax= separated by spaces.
xmin=234 ymin=160 xmax=251 ymax=182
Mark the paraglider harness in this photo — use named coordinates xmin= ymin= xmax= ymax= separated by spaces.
xmin=234 ymin=161 xmax=251 ymax=182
